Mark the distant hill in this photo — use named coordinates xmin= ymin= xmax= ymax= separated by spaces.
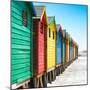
xmin=78 ymin=50 xmax=87 ymax=57
xmin=82 ymin=50 xmax=87 ymax=53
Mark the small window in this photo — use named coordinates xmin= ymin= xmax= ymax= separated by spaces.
xmin=53 ymin=31 xmax=54 ymax=39
xmin=22 ymin=10 xmax=28 ymax=27
xmin=40 ymin=22 xmax=43 ymax=34
xmin=49 ymin=28 xmax=51 ymax=37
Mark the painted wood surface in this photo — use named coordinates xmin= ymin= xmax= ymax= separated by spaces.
xmin=11 ymin=1 xmax=35 ymax=84
xmin=47 ymin=17 xmax=56 ymax=70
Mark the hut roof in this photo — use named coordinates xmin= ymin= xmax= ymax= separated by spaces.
xmin=56 ymin=24 xmax=60 ymax=31
xmin=48 ymin=16 xmax=54 ymax=23
xmin=34 ymin=6 xmax=45 ymax=17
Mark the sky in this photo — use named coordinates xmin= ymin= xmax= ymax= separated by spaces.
xmin=33 ymin=2 xmax=88 ymax=52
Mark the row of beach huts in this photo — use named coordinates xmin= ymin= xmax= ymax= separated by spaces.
xmin=11 ymin=0 xmax=78 ymax=89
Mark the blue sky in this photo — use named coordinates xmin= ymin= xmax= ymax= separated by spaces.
xmin=33 ymin=2 xmax=88 ymax=52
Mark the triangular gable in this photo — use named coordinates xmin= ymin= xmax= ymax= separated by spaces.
xmin=48 ymin=16 xmax=56 ymax=32
xmin=48 ymin=16 xmax=54 ymax=25
xmin=56 ymin=24 xmax=60 ymax=32
xmin=70 ymin=37 xmax=73 ymax=45
xmin=57 ymin=24 xmax=63 ymax=37
xmin=35 ymin=6 xmax=45 ymax=17
xmin=34 ymin=6 xmax=47 ymax=25
xmin=63 ymin=30 xmax=66 ymax=38
xmin=66 ymin=32 xmax=69 ymax=40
